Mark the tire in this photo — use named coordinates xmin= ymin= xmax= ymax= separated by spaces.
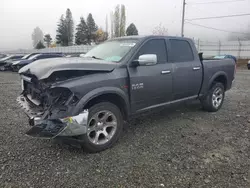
xmin=80 ymin=102 xmax=123 ymax=153
xmin=201 ymin=82 xmax=225 ymax=112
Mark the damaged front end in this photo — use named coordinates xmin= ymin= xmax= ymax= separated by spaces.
xmin=17 ymin=74 xmax=89 ymax=139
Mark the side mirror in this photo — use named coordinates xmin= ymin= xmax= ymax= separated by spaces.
xmin=132 ymin=54 xmax=157 ymax=66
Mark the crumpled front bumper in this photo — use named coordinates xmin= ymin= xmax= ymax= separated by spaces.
xmin=17 ymin=95 xmax=89 ymax=139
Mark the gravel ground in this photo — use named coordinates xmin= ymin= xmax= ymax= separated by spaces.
xmin=0 ymin=71 xmax=250 ymax=188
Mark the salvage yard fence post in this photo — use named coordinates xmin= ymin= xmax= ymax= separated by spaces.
xmin=218 ymin=40 xmax=221 ymax=56
xmin=238 ymin=39 xmax=242 ymax=59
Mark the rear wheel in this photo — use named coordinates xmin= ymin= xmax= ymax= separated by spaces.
xmin=80 ymin=102 xmax=123 ymax=153
xmin=201 ymin=82 xmax=225 ymax=112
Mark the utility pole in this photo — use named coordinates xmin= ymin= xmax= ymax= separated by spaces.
xmin=181 ymin=0 xmax=186 ymax=37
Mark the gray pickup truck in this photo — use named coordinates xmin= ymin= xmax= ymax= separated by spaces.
xmin=17 ymin=36 xmax=235 ymax=152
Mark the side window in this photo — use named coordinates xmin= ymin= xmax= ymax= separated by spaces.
xmin=40 ymin=55 xmax=49 ymax=59
xmin=47 ymin=55 xmax=57 ymax=58
xmin=169 ymin=39 xmax=194 ymax=62
xmin=12 ymin=56 xmax=21 ymax=60
xmin=135 ymin=39 xmax=167 ymax=63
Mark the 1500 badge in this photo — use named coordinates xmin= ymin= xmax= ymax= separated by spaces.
xmin=132 ymin=83 xmax=144 ymax=90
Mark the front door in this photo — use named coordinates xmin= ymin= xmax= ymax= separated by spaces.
xmin=128 ymin=39 xmax=173 ymax=113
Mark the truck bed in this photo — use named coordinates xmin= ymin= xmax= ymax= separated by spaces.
xmin=200 ymin=59 xmax=235 ymax=95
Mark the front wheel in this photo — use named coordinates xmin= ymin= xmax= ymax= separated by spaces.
xmin=80 ymin=102 xmax=123 ymax=153
xmin=201 ymin=82 xmax=225 ymax=112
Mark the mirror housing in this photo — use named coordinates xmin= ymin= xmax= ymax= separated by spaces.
xmin=133 ymin=54 xmax=157 ymax=66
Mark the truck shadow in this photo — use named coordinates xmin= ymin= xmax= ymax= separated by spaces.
xmin=127 ymin=100 xmax=202 ymax=130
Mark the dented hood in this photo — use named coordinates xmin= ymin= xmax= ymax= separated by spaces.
xmin=19 ymin=57 xmax=118 ymax=80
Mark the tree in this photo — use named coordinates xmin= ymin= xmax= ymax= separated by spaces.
xmin=56 ymin=15 xmax=67 ymax=46
xmin=75 ymin=17 xmax=88 ymax=45
xmin=35 ymin=41 xmax=45 ymax=49
xmin=126 ymin=23 xmax=138 ymax=36
xmin=65 ymin=8 xmax=74 ymax=45
xmin=32 ymin=27 xmax=44 ymax=48
xmin=111 ymin=4 xmax=126 ymax=38
xmin=44 ymin=34 xmax=52 ymax=47
xmin=114 ymin=5 xmax=120 ymax=37
xmin=96 ymin=28 xmax=108 ymax=43
xmin=56 ymin=8 xmax=74 ymax=46
xmin=110 ymin=11 xmax=114 ymax=38
xmin=86 ymin=13 xmax=98 ymax=44
xmin=152 ymin=23 xmax=168 ymax=35
xmin=105 ymin=14 xmax=108 ymax=34
xmin=120 ymin=4 xmax=126 ymax=37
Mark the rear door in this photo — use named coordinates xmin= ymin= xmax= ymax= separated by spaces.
xmin=128 ymin=38 xmax=173 ymax=112
xmin=168 ymin=39 xmax=202 ymax=100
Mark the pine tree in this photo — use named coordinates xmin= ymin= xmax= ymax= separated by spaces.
xmin=86 ymin=13 xmax=98 ymax=44
xmin=120 ymin=4 xmax=126 ymax=37
xmin=44 ymin=34 xmax=52 ymax=47
xmin=75 ymin=17 xmax=88 ymax=45
xmin=56 ymin=9 xmax=74 ymax=46
xmin=126 ymin=23 xmax=139 ymax=36
xmin=56 ymin=15 xmax=67 ymax=46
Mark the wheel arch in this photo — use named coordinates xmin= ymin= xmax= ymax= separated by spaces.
xmin=73 ymin=87 xmax=130 ymax=120
xmin=208 ymin=72 xmax=228 ymax=91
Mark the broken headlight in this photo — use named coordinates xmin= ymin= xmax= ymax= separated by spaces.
xmin=43 ymin=87 xmax=79 ymax=109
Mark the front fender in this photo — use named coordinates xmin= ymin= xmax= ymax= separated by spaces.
xmin=72 ymin=87 xmax=129 ymax=115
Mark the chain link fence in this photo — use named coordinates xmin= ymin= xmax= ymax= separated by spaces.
xmin=2 ymin=40 xmax=250 ymax=59
xmin=194 ymin=39 xmax=250 ymax=59
xmin=1 ymin=45 xmax=94 ymax=55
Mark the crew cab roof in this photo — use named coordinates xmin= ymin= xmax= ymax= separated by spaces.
xmin=110 ymin=35 xmax=192 ymax=41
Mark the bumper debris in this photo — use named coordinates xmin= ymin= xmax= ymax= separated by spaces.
xmin=17 ymin=94 xmax=89 ymax=139
xmin=26 ymin=110 xmax=89 ymax=138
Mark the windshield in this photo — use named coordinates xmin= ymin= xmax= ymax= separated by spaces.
xmin=84 ymin=39 xmax=138 ymax=62
xmin=21 ymin=54 xmax=31 ymax=59
xmin=0 ymin=56 xmax=12 ymax=61
xmin=214 ymin=55 xmax=226 ymax=59
xmin=28 ymin=54 xmax=40 ymax=60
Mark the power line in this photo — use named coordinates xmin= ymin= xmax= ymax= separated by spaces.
xmin=188 ymin=0 xmax=245 ymax=5
xmin=186 ymin=13 xmax=250 ymax=20
xmin=185 ymin=21 xmax=249 ymax=34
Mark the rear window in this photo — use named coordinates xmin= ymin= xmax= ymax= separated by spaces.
xmin=169 ymin=39 xmax=194 ymax=62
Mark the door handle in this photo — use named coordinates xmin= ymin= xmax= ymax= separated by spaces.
xmin=161 ymin=70 xmax=171 ymax=74
xmin=193 ymin=67 xmax=201 ymax=71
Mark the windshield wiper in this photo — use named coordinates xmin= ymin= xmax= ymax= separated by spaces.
xmin=86 ymin=56 xmax=104 ymax=60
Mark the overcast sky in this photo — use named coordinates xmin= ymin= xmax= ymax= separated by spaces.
xmin=1 ymin=0 xmax=250 ymax=50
